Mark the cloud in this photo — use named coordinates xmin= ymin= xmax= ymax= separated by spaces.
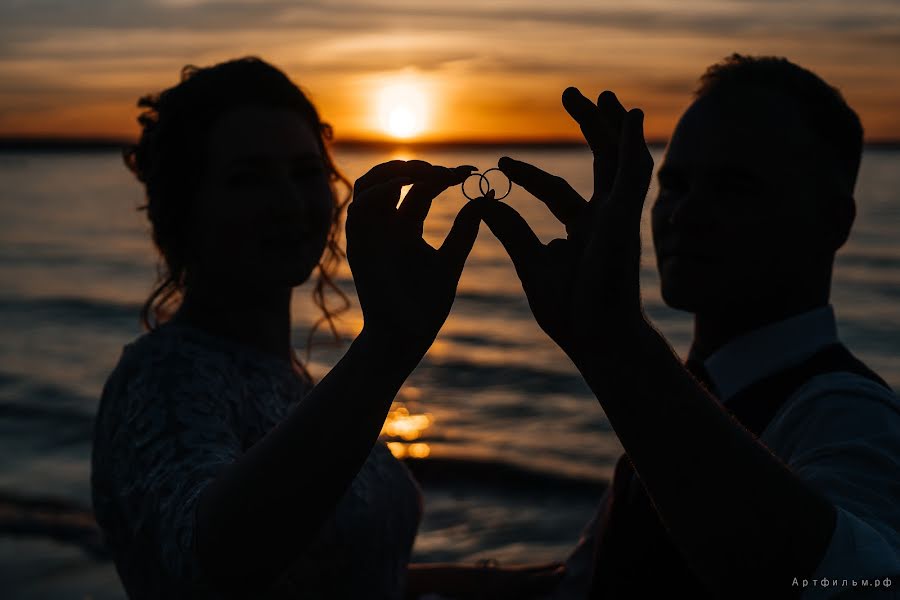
xmin=3 ymin=0 xmax=899 ymax=37
xmin=0 ymin=0 xmax=898 ymax=139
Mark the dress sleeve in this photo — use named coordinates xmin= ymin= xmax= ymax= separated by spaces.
xmin=112 ymin=347 xmax=243 ymax=590
xmin=761 ymin=373 xmax=900 ymax=599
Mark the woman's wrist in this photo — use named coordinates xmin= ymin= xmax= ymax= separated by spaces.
xmin=356 ymin=324 xmax=432 ymax=370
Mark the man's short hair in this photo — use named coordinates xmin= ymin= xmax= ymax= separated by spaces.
xmin=696 ymin=53 xmax=863 ymax=192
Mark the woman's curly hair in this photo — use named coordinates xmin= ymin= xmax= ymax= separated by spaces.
xmin=122 ymin=56 xmax=351 ymax=379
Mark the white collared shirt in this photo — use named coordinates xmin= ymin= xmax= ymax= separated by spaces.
xmin=699 ymin=305 xmax=900 ymax=598
xmin=554 ymin=305 xmax=900 ymax=599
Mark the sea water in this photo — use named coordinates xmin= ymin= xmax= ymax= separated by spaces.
xmin=1 ymin=146 xmax=897 ymax=597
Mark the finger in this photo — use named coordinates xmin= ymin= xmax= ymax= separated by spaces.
xmin=561 ymin=87 xmax=608 ymax=153
xmin=398 ymin=165 xmax=473 ymax=226
xmin=562 ymin=87 xmax=624 ymax=202
xmin=498 ymin=156 xmax=587 ymax=228
xmin=583 ymin=108 xmax=652 ymax=302
xmin=479 ymin=199 xmax=544 ymax=283
xmin=594 ymin=90 xmax=628 ymax=198
xmin=606 ymin=108 xmax=653 ymax=222
xmin=584 ymin=109 xmax=651 ymax=245
xmin=348 ymin=176 xmax=410 ymax=218
xmin=353 ymin=160 xmax=435 ymax=198
xmin=438 ymin=199 xmax=483 ymax=282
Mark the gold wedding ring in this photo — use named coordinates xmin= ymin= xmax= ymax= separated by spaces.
xmin=462 ymin=168 xmax=512 ymax=201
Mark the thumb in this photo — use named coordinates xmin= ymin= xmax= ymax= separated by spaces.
xmin=479 ymin=199 xmax=543 ymax=284
xmin=438 ymin=200 xmax=483 ymax=282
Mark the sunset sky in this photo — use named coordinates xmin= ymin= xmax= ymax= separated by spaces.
xmin=1 ymin=0 xmax=899 ymax=142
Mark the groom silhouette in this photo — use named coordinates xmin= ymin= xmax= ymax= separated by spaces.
xmin=480 ymin=54 xmax=900 ymax=598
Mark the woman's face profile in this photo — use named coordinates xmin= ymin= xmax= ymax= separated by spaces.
xmin=190 ymin=105 xmax=334 ymax=290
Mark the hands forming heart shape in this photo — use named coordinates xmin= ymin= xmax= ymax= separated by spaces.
xmin=347 ymin=87 xmax=654 ymax=365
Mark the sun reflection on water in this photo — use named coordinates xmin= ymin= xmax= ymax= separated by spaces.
xmin=381 ymin=401 xmax=433 ymax=459
xmin=386 ymin=441 xmax=431 ymax=459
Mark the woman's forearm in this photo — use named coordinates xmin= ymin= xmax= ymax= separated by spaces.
xmin=573 ymin=321 xmax=836 ymax=596
xmin=194 ymin=328 xmax=425 ymax=595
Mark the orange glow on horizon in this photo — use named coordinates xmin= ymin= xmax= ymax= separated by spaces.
xmin=1 ymin=4 xmax=899 ymax=142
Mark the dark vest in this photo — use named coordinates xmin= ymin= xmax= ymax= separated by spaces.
xmin=588 ymin=343 xmax=891 ymax=599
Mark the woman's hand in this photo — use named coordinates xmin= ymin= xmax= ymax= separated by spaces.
xmin=479 ymin=89 xmax=654 ymax=364
xmin=347 ymin=160 xmax=483 ymax=356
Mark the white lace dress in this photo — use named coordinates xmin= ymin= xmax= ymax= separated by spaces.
xmin=91 ymin=321 xmax=423 ymax=599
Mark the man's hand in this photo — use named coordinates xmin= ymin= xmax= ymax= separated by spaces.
xmin=480 ymin=88 xmax=654 ymax=363
xmin=347 ymin=160 xmax=483 ymax=356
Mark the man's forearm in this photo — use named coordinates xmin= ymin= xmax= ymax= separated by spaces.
xmin=573 ymin=320 xmax=836 ymax=595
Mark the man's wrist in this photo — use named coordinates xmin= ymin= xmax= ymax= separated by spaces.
xmin=565 ymin=314 xmax=657 ymax=369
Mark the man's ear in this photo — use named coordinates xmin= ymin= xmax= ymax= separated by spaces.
xmin=829 ymin=194 xmax=856 ymax=251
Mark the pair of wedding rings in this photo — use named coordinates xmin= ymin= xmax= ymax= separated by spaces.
xmin=461 ymin=168 xmax=512 ymax=201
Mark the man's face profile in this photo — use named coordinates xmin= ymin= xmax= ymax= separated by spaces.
xmin=651 ymin=88 xmax=829 ymax=315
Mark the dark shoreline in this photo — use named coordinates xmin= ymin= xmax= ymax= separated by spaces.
xmin=0 ymin=136 xmax=637 ymax=153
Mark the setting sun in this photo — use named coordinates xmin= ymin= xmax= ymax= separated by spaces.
xmin=387 ymin=105 xmax=418 ymax=138
xmin=374 ymin=76 xmax=431 ymax=139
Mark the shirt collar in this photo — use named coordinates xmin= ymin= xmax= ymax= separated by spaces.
xmin=692 ymin=305 xmax=839 ymax=402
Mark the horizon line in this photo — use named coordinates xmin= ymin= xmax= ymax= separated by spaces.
xmin=2 ymin=135 xmax=900 ymax=152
